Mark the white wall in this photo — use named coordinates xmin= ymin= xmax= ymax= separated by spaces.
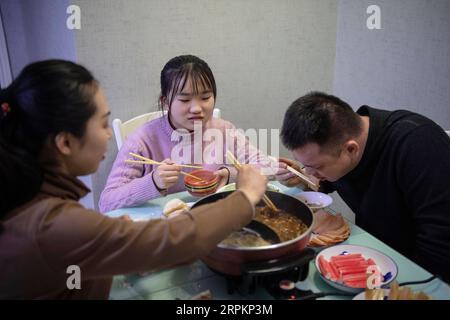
xmin=331 ymin=0 xmax=450 ymax=222
xmin=334 ymin=0 xmax=450 ymax=128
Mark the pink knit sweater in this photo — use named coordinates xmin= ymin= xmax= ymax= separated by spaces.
xmin=99 ymin=115 xmax=273 ymax=212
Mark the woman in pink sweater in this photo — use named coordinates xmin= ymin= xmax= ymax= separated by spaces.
xmin=99 ymin=55 xmax=275 ymax=212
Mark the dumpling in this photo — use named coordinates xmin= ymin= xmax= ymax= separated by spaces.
xmin=163 ymin=198 xmax=189 ymax=218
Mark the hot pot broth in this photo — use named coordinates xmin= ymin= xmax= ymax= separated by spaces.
xmin=254 ymin=206 xmax=308 ymax=242
xmin=220 ymin=206 xmax=308 ymax=247
xmin=220 ymin=229 xmax=272 ymax=247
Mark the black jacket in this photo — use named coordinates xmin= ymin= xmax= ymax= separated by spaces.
xmin=322 ymin=106 xmax=450 ymax=283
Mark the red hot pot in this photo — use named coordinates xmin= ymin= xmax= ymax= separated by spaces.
xmin=192 ymin=190 xmax=314 ymax=276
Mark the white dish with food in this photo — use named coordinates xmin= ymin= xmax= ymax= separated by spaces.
xmin=315 ymin=244 xmax=398 ymax=294
xmin=296 ymin=191 xmax=332 ymax=210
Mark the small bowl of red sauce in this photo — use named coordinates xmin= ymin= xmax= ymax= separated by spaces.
xmin=184 ymin=169 xmax=219 ymax=197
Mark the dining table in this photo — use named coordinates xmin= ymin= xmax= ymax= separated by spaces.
xmin=105 ymin=182 xmax=450 ymax=300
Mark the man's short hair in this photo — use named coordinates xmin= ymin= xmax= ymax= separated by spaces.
xmin=280 ymin=91 xmax=362 ymax=152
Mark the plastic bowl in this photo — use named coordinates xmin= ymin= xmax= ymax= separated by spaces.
xmin=184 ymin=169 xmax=219 ymax=197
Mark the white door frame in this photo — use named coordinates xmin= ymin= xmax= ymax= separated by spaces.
xmin=0 ymin=6 xmax=12 ymax=88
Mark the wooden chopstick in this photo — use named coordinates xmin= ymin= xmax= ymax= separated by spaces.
xmin=128 ymin=152 xmax=203 ymax=169
xmin=226 ymin=151 xmax=279 ymax=212
xmin=129 ymin=152 xmax=156 ymax=162
xmin=127 ymin=153 xmax=206 ymax=183
xmin=126 ymin=159 xmax=206 ymax=182
xmin=226 ymin=150 xmax=241 ymax=169
xmin=262 ymin=194 xmax=278 ymax=212
xmin=179 ymin=164 xmax=204 ymax=169
xmin=285 ymin=165 xmax=319 ymax=190
xmin=125 ymin=159 xmax=154 ymax=165
xmin=179 ymin=171 xmax=205 ymax=182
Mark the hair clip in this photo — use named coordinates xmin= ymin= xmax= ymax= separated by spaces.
xmin=1 ymin=102 xmax=11 ymax=116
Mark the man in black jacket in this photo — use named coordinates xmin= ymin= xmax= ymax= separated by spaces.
xmin=278 ymin=91 xmax=450 ymax=283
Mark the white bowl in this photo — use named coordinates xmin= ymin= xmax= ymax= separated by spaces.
xmin=216 ymin=182 xmax=281 ymax=193
xmin=296 ymin=191 xmax=333 ymax=209
xmin=315 ymin=244 xmax=398 ymax=294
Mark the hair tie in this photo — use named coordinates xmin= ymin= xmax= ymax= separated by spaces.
xmin=1 ymin=102 xmax=11 ymax=116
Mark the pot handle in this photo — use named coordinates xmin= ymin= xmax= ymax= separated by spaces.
xmin=242 ymin=248 xmax=316 ymax=276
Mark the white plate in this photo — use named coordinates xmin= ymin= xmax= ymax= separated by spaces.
xmin=216 ymin=182 xmax=281 ymax=193
xmin=296 ymin=191 xmax=333 ymax=209
xmin=315 ymin=244 xmax=398 ymax=294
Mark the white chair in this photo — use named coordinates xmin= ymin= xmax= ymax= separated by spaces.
xmin=112 ymin=108 xmax=221 ymax=149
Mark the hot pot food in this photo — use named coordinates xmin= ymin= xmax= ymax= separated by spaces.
xmin=221 ymin=207 xmax=309 ymax=247
xmin=253 ymin=207 xmax=309 ymax=242
xmin=192 ymin=191 xmax=314 ymax=276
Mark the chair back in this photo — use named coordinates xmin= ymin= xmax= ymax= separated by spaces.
xmin=112 ymin=108 xmax=221 ymax=149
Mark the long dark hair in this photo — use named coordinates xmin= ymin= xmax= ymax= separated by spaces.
xmin=159 ymin=55 xmax=217 ymax=111
xmin=0 ymin=59 xmax=98 ymax=216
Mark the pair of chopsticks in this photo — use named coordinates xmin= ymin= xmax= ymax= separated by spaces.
xmin=226 ymin=150 xmax=279 ymax=212
xmin=285 ymin=165 xmax=319 ymax=191
xmin=267 ymin=155 xmax=319 ymax=191
xmin=126 ymin=152 xmax=205 ymax=182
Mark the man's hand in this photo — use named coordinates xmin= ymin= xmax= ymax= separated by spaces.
xmin=275 ymin=157 xmax=319 ymax=190
xmin=275 ymin=157 xmax=305 ymax=187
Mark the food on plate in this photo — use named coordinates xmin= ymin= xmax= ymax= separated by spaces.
xmin=304 ymin=200 xmax=323 ymax=208
xmin=254 ymin=206 xmax=308 ymax=242
xmin=309 ymin=209 xmax=350 ymax=247
xmin=220 ymin=228 xmax=272 ymax=247
xmin=257 ymin=204 xmax=280 ymax=218
xmin=163 ymin=198 xmax=189 ymax=218
xmin=317 ymin=253 xmax=379 ymax=288
xmin=365 ymin=281 xmax=432 ymax=300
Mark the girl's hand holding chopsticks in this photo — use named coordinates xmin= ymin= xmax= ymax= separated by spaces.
xmin=152 ymin=159 xmax=182 ymax=190
xmin=126 ymin=153 xmax=206 ymax=188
